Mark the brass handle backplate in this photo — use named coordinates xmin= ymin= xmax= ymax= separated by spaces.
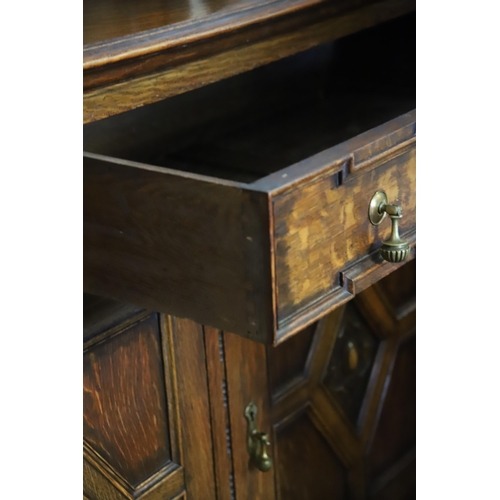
xmin=368 ymin=190 xmax=410 ymax=263
xmin=244 ymin=402 xmax=272 ymax=472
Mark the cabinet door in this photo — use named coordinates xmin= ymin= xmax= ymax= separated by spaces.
xmin=83 ymin=299 xmax=217 ymax=500
xmin=224 ymin=260 xmax=415 ymax=500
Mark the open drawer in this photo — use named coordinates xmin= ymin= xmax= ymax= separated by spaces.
xmin=84 ymin=14 xmax=416 ymax=345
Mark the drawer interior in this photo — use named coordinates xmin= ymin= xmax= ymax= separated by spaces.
xmin=84 ymin=13 xmax=415 ymax=184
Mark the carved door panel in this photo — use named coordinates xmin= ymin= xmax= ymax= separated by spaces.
xmin=83 ymin=302 xmax=218 ymax=500
xmin=223 ymin=260 xmax=416 ymax=500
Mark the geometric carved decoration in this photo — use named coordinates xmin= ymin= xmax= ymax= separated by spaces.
xmin=323 ymin=303 xmax=379 ymax=425
xmin=268 ymin=322 xmax=318 ymax=398
xmin=83 ymin=313 xmax=172 ymax=487
xmin=268 ymin=260 xmax=416 ymax=499
xmin=368 ymin=335 xmax=416 ymax=478
xmin=275 ymin=413 xmax=349 ymax=500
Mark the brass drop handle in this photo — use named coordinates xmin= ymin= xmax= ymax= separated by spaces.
xmin=368 ymin=190 xmax=410 ymax=263
xmin=244 ymin=402 xmax=273 ymax=472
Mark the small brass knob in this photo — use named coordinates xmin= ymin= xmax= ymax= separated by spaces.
xmin=368 ymin=191 xmax=410 ymax=263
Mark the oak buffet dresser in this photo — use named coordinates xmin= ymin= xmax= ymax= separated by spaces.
xmin=83 ymin=1 xmax=416 ymax=499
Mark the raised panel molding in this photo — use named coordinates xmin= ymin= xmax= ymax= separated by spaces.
xmin=83 ymin=312 xmax=184 ymax=500
xmin=267 ymin=261 xmax=416 ymax=500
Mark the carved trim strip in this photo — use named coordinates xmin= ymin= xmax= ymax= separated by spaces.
xmin=204 ymin=327 xmax=236 ymax=500
xmin=219 ymin=331 xmax=237 ymax=500
xmin=160 ymin=315 xmax=183 ymax=467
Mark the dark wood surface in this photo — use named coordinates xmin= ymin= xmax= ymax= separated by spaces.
xmin=204 ymin=327 xmax=237 ymax=500
xmin=270 ymin=262 xmax=415 ymax=499
xmin=84 ymin=0 xmax=262 ymax=45
xmin=83 ymin=17 xmax=416 ymax=343
xmin=275 ymin=412 xmax=350 ymax=500
xmin=83 ymin=0 xmax=415 ymax=122
xmin=83 ymin=312 xmax=185 ymax=500
xmin=170 ymin=317 xmax=218 ymax=499
xmin=83 ymin=261 xmax=415 ymax=500
xmin=83 ymin=293 xmax=145 ymax=343
xmin=83 ymin=314 xmax=171 ymax=487
xmin=83 ymin=5 xmax=415 ymax=498
xmin=83 ymin=109 xmax=415 ymax=344
xmin=268 ymin=323 xmax=316 ymax=398
xmin=224 ymin=331 xmax=276 ymax=499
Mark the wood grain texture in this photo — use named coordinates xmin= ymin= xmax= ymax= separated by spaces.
xmin=323 ymin=303 xmax=379 ymax=425
xmin=268 ymin=322 xmax=317 ymax=399
xmin=274 ymin=411 xmax=349 ymax=500
xmin=368 ymin=336 xmax=416 ymax=478
xmin=204 ymin=327 xmax=236 ymax=500
xmin=83 ymin=314 xmax=171 ymax=487
xmin=84 ymin=0 xmax=263 ymax=45
xmin=372 ymin=259 xmax=416 ymax=317
xmin=83 ymin=0 xmax=415 ymax=122
xmin=224 ymin=331 xmax=276 ymax=500
xmin=272 ymin=118 xmax=415 ymax=334
xmin=84 ymin=459 xmax=185 ymax=500
xmin=171 ymin=317 xmax=217 ymax=499
xmin=135 ymin=466 xmax=185 ymax=500
xmin=84 ymin=113 xmax=414 ymax=344
xmin=84 ymin=19 xmax=415 ymax=343
xmin=83 ymin=154 xmax=273 ymax=344
xmin=83 ymin=293 xmax=145 ymax=343
xmin=84 ymin=458 xmax=129 ymax=500
xmin=83 ymin=0 xmax=351 ymax=92
xmin=213 ymin=264 xmax=415 ymax=500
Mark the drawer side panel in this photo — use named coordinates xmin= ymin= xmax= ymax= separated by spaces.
xmin=84 ymin=155 xmax=270 ymax=342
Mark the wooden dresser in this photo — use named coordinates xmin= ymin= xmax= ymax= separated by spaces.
xmin=83 ymin=1 xmax=416 ymax=499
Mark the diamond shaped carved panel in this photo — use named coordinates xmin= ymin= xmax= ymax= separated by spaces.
xmin=323 ymin=303 xmax=379 ymax=425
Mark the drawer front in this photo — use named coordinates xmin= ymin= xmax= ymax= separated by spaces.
xmin=84 ymin=112 xmax=415 ymax=345
xmin=265 ymin=112 xmax=416 ymax=340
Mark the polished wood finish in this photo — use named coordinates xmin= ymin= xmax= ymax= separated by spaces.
xmin=268 ymin=323 xmax=316 ymax=398
xmin=84 ymin=0 xmax=262 ymax=45
xmin=275 ymin=412 xmax=349 ymax=500
xmin=83 ymin=293 xmax=145 ymax=343
xmin=83 ymin=18 xmax=415 ymax=344
xmin=271 ymin=118 xmax=415 ymax=338
xmin=323 ymin=305 xmax=379 ymax=424
xmin=204 ymin=326 xmax=236 ymax=500
xmin=170 ymin=317 xmax=218 ymax=499
xmin=199 ymin=261 xmax=416 ymax=500
xmin=83 ymin=261 xmax=415 ymax=500
xmin=83 ymin=307 xmax=185 ymax=500
xmin=83 ymin=0 xmax=415 ymax=122
xmin=83 ymin=314 xmax=171 ymax=487
xmin=83 ymin=111 xmax=415 ymax=343
xmin=83 ymin=3 xmax=415 ymax=498
xmin=224 ymin=331 xmax=276 ymax=499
